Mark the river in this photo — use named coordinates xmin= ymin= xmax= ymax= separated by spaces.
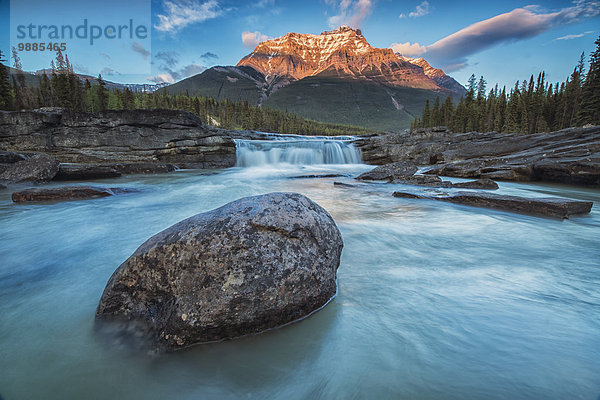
xmin=1 ymin=136 xmax=599 ymax=399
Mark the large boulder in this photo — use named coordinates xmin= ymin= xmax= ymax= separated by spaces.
xmin=96 ymin=192 xmax=343 ymax=351
xmin=0 ymin=153 xmax=60 ymax=183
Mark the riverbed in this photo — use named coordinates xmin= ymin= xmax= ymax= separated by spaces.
xmin=1 ymin=138 xmax=599 ymax=400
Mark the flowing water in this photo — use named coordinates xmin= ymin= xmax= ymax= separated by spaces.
xmin=1 ymin=136 xmax=599 ymax=400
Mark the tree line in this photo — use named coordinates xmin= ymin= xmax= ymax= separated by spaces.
xmin=0 ymin=48 xmax=374 ymax=136
xmin=412 ymin=35 xmax=600 ymax=133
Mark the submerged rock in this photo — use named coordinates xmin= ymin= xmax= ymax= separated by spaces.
xmin=451 ymin=178 xmax=499 ymax=190
xmin=110 ymin=163 xmax=177 ymax=175
xmin=393 ymin=190 xmax=593 ymax=219
xmin=0 ymin=153 xmax=59 ymax=183
xmin=96 ymin=192 xmax=343 ymax=351
xmin=54 ymin=163 xmax=177 ymax=181
xmin=333 ymin=181 xmax=356 ymax=188
xmin=289 ymin=174 xmax=347 ymax=179
xmin=54 ymin=164 xmax=122 ymax=181
xmin=11 ymin=186 xmax=137 ymax=203
xmin=356 ymin=161 xmax=417 ymax=181
xmin=391 ymin=174 xmax=453 ymax=188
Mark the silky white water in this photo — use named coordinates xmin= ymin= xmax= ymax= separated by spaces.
xmin=235 ymin=137 xmax=362 ymax=167
xmin=0 ymin=140 xmax=599 ymax=400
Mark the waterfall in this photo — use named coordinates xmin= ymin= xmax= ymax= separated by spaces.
xmin=234 ymin=136 xmax=362 ymax=167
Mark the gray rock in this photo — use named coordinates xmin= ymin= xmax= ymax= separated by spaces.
xmin=356 ymin=161 xmax=417 ymax=181
xmin=12 ymin=186 xmax=112 ymax=202
xmin=289 ymin=174 xmax=347 ymax=179
xmin=0 ymin=151 xmax=27 ymax=164
xmin=0 ymin=109 xmax=236 ymax=168
xmin=11 ymin=186 xmax=139 ymax=202
xmin=333 ymin=181 xmax=356 ymax=188
xmin=391 ymin=174 xmax=453 ymax=188
xmin=452 ymin=178 xmax=499 ymax=190
xmin=54 ymin=165 xmax=122 ymax=181
xmin=96 ymin=192 xmax=343 ymax=351
xmin=355 ymin=127 xmax=600 ymax=187
xmin=393 ymin=190 xmax=593 ymax=219
xmin=0 ymin=153 xmax=59 ymax=183
xmin=110 ymin=163 xmax=177 ymax=175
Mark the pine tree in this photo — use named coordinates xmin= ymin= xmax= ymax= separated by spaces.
xmin=441 ymin=96 xmax=454 ymax=126
xmin=0 ymin=53 xmax=12 ymax=110
xmin=431 ymin=96 xmax=441 ymax=126
xmin=96 ymin=74 xmax=109 ymax=111
xmin=578 ymin=35 xmax=600 ymax=125
xmin=421 ymin=99 xmax=431 ymax=127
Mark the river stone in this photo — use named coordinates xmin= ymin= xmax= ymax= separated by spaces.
xmin=393 ymin=191 xmax=593 ymax=219
xmin=452 ymin=178 xmax=499 ymax=190
xmin=10 ymin=186 xmax=138 ymax=202
xmin=54 ymin=164 xmax=122 ymax=180
xmin=96 ymin=192 xmax=343 ymax=351
xmin=356 ymin=161 xmax=418 ymax=181
xmin=0 ymin=153 xmax=60 ymax=183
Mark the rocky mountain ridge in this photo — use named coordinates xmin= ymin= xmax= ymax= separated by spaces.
xmin=237 ymin=26 xmax=462 ymax=93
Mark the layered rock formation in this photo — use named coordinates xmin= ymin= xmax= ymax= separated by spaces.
xmin=0 ymin=109 xmax=236 ymax=168
xmin=96 ymin=192 xmax=343 ymax=351
xmin=356 ymin=126 xmax=600 ymax=186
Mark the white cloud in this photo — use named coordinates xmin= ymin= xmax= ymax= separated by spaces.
xmin=242 ymin=31 xmax=271 ymax=49
xmin=147 ymin=73 xmax=176 ymax=83
xmin=554 ymin=30 xmax=594 ymax=40
xmin=391 ymin=0 xmax=600 ymax=72
xmin=327 ymin=0 xmax=373 ymax=29
xmin=154 ymin=0 xmax=223 ymax=33
xmin=390 ymin=42 xmax=427 ymax=56
xmin=399 ymin=1 xmax=432 ymax=19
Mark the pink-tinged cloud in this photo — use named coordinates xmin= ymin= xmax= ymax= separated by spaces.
xmin=241 ymin=31 xmax=272 ymax=49
xmin=390 ymin=42 xmax=427 ymax=57
xmin=392 ymin=0 xmax=600 ymax=72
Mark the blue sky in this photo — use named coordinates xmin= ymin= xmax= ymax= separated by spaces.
xmin=1 ymin=0 xmax=599 ymax=89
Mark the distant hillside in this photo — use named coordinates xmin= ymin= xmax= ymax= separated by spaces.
xmin=7 ymin=67 xmax=168 ymax=92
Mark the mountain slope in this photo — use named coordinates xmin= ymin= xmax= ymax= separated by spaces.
xmin=262 ymin=74 xmax=443 ymax=131
xmin=166 ymin=26 xmax=466 ymax=130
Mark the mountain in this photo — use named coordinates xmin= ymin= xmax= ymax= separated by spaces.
xmin=165 ymin=26 xmax=466 ymax=131
xmin=396 ymin=56 xmax=466 ymax=94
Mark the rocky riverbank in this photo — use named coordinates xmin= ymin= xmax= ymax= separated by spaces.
xmin=0 ymin=108 xmax=236 ymax=168
xmin=355 ymin=126 xmax=600 ymax=186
